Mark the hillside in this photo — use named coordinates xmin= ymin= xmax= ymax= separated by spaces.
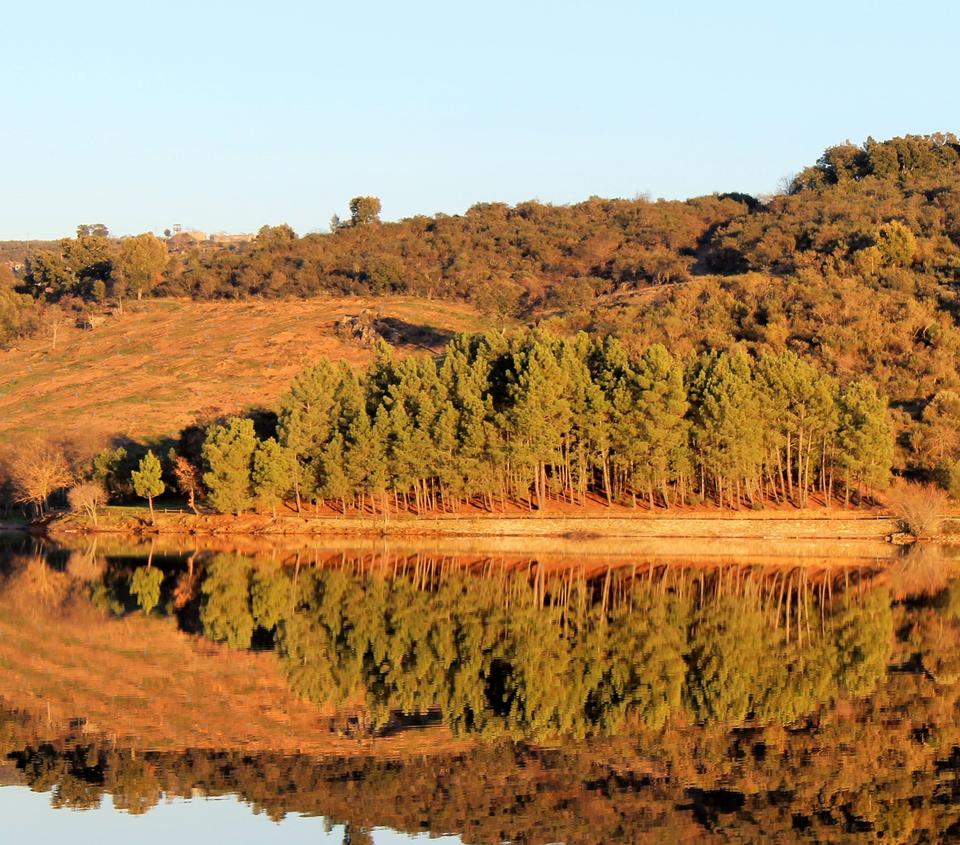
xmin=0 ymin=296 xmax=483 ymax=444
xmin=5 ymin=134 xmax=960 ymax=489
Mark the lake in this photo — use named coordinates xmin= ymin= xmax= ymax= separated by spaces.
xmin=1 ymin=532 xmax=959 ymax=843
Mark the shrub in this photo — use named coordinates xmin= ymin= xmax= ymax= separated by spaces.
xmin=889 ymin=481 xmax=948 ymax=539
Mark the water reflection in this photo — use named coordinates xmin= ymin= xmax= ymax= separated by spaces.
xmin=2 ymin=534 xmax=960 ymax=841
xmin=0 ymin=786 xmax=460 ymax=844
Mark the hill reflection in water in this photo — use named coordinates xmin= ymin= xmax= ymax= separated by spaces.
xmin=2 ymin=534 xmax=960 ymax=843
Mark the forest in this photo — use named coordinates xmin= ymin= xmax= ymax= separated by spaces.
xmin=2 ymin=327 xmax=901 ymax=518
xmin=4 ymin=133 xmax=960 ymax=507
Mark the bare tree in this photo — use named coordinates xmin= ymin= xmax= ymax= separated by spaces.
xmin=170 ymin=452 xmax=203 ymax=514
xmin=48 ymin=310 xmax=69 ymax=351
xmin=6 ymin=439 xmax=74 ymax=518
xmin=67 ymin=480 xmax=106 ymax=526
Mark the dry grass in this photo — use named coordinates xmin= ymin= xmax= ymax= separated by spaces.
xmin=888 ymin=482 xmax=949 ymax=539
xmin=0 ymin=297 xmax=484 ymax=445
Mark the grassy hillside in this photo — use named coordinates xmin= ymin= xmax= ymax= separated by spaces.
xmin=0 ymin=296 xmax=483 ymax=444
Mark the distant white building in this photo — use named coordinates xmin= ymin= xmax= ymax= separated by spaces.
xmin=209 ymin=232 xmax=254 ymax=245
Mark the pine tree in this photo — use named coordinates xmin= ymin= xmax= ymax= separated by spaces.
xmin=277 ymin=360 xmax=338 ymax=512
xmin=251 ymin=568 xmax=294 ymax=631
xmin=381 ymin=358 xmax=443 ymax=512
xmin=131 ymin=450 xmax=164 ymax=522
xmin=252 ymin=437 xmax=292 ymax=516
xmin=318 ymin=432 xmax=351 ymax=512
xmin=756 ymin=351 xmax=838 ymax=507
xmin=334 ymin=365 xmax=386 ymax=512
xmin=440 ymin=335 xmax=501 ymax=509
xmin=836 ymin=380 xmax=893 ymax=504
xmin=631 ymin=344 xmax=690 ymax=508
xmin=685 ymin=594 xmax=768 ymax=723
xmin=431 ymin=402 xmax=462 ymax=509
xmin=586 ymin=335 xmax=631 ymax=503
xmin=130 ymin=565 xmax=163 ymax=614
xmin=503 ymin=331 xmax=572 ymax=509
xmin=688 ymin=351 xmax=764 ymax=507
xmin=202 ymin=417 xmax=257 ymax=515
xmin=364 ymin=338 xmax=399 ymax=414
xmin=559 ymin=335 xmax=611 ymax=505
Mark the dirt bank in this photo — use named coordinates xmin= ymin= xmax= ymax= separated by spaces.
xmin=48 ymin=507 xmax=901 ymax=543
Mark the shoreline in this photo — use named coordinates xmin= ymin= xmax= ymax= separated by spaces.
xmin=40 ymin=508 xmax=905 ymax=542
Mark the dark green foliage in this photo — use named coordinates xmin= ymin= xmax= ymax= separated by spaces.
xmin=583 ymin=594 xmax=687 ymax=732
xmin=348 ymin=196 xmax=382 ymax=227
xmin=131 ymin=451 xmax=164 ymax=518
xmin=24 ymin=231 xmax=113 ymax=301
xmin=202 ymin=418 xmax=258 ymax=514
xmin=90 ymin=446 xmax=128 ymax=497
xmin=685 ymin=595 xmax=768 ymax=722
xmin=687 ymin=351 xmax=765 ymax=506
xmin=251 ymin=437 xmax=291 ymax=513
xmin=189 ymin=326 xmax=894 ymax=514
xmin=277 ymin=360 xmax=339 ymax=507
xmin=836 ymin=381 xmax=894 ymax=497
xmin=251 ymin=568 xmax=293 ymax=630
xmin=7 ymin=134 xmax=957 ymax=482
xmin=0 ymin=264 xmax=37 ymax=347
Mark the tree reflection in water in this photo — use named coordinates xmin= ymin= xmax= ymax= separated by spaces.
xmin=3 ymin=537 xmax=960 ymax=842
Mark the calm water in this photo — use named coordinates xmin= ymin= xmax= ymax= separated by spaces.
xmin=0 ymin=787 xmax=463 ymax=844
xmin=2 ymin=533 xmax=960 ymax=843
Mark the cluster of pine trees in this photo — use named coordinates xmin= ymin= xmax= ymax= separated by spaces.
xmin=168 ymin=329 xmax=893 ymax=516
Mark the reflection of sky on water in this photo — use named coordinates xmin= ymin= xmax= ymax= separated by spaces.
xmin=0 ymin=787 xmax=463 ymax=845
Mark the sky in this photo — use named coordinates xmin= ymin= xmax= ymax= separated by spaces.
xmin=2 ymin=0 xmax=958 ymax=240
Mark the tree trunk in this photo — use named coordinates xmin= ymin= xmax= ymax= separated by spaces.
xmin=775 ymin=446 xmax=787 ymax=503
xmin=661 ymin=480 xmax=671 ymax=509
xmin=797 ymin=428 xmax=805 ymax=507
xmin=785 ymin=434 xmax=794 ymax=503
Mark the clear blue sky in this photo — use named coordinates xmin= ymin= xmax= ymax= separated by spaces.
xmin=3 ymin=0 xmax=957 ymax=240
